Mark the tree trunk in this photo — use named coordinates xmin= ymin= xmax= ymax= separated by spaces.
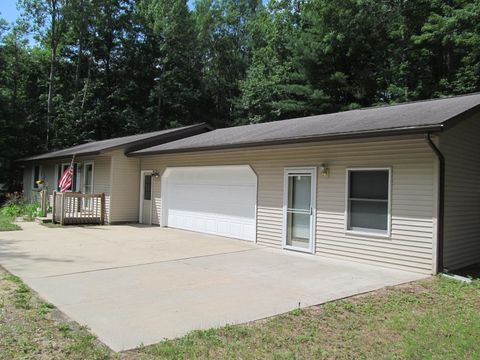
xmin=74 ymin=35 xmax=83 ymax=97
xmin=47 ymin=45 xmax=56 ymax=149
xmin=81 ymin=56 xmax=92 ymax=112
xmin=46 ymin=0 xmax=58 ymax=150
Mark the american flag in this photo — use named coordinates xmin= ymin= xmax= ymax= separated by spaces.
xmin=59 ymin=158 xmax=74 ymax=192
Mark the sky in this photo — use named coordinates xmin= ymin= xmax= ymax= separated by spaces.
xmin=0 ymin=0 xmax=21 ymax=24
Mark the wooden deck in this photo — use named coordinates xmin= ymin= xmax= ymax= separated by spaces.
xmin=53 ymin=192 xmax=105 ymax=225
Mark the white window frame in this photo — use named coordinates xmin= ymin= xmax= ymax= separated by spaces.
xmin=32 ymin=165 xmax=43 ymax=189
xmin=282 ymin=167 xmax=317 ymax=254
xmin=55 ymin=162 xmax=80 ymax=192
xmin=345 ymin=167 xmax=392 ymax=238
xmin=82 ymin=161 xmax=95 ymax=194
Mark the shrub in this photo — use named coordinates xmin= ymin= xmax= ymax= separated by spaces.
xmin=0 ymin=202 xmax=24 ymax=218
xmin=0 ymin=194 xmax=40 ymax=220
xmin=24 ymin=202 xmax=41 ymax=221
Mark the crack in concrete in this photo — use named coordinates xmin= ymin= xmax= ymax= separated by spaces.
xmin=40 ymin=247 xmax=263 ymax=279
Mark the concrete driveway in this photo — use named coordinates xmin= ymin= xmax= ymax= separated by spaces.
xmin=0 ymin=222 xmax=427 ymax=351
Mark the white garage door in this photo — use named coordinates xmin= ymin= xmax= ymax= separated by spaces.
xmin=162 ymin=166 xmax=257 ymax=241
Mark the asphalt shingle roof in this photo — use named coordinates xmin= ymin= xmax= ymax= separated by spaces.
xmin=132 ymin=93 xmax=480 ymax=155
xmin=21 ymin=124 xmax=210 ymax=161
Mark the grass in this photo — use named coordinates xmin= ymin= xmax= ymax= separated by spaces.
xmin=134 ymin=276 xmax=480 ymax=359
xmin=0 ymin=267 xmax=111 ymax=359
xmin=0 ymin=214 xmax=21 ymax=231
xmin=0 ymin=266 xmax=479 ymax=359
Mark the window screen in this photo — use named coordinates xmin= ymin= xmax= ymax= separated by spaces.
xmin=347 ymin=170 xmax=390 ymax=233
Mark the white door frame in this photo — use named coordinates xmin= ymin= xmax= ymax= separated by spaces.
xmin=282 ymin=167 xmax=317 ymax=254
xmin=139 ymin=170 xmax=153 ymax=224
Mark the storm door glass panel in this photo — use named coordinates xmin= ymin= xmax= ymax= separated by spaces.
xmin=286 ymin=174 xmax=312 ymax=249
xmin=144 ymin=175 xmax=152 ymax=200
xmin=83 ymin=164 xmax=94 ymax=210
xmin=84 ymin=164 xmax=93 ymax=194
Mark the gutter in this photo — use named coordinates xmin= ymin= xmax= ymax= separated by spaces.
xmin=16 ymin=151 xmax=102 ymax=164
xmin=425 ymin=132 xmax=445 ymax=273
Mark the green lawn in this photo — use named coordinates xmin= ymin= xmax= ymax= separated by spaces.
xmin=0 ymin=266 xmax=479 ymax=360
xmin=0 ymin=214 xmax=21 ymax=231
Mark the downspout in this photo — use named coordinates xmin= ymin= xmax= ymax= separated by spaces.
xmin=425 ymin=133 xmax=445 ymax=273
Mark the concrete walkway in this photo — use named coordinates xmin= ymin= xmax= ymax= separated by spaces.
xmin=0 ymin=222 xmax=428 ymax=351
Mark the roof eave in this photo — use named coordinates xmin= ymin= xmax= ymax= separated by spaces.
xmin=16 ymin=150 xmax=102 ymax=164
xmin=131 ymin=124 xmax=444 ymax=157
xmin=441 ymin=102 xmax=480 ymax=130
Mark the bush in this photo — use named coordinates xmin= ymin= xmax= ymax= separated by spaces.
xmin=0 ymin=202 xmax=24 ymax=218
xmin=24 ymin=202 xmax=41 ymax=221
xmin=0 ymin=194 xmax=40 ymax=220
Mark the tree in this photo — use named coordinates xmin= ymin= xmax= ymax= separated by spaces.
xmin=194 ymin=0 xmax=260 ymax=127
xmin=236 ymin=0 xmax=330 ymax=124
xmin=141 ymin=0 xmax=201 ymax=128
xmin=20 ymin=0 xmax=71 ymax=149
xmin=0 ymin=20 xmax=48 ymax=189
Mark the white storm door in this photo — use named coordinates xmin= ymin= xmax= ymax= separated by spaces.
xmin=82 ymin=162 xmax=94 ymax=210
xmin=140 ymin=171 xmax=153 ymax=224
xmin=283 ymin=168 xmax=316 ymax=253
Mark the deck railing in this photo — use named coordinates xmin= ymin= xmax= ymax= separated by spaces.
xmin=52 ymin=192 xmax=105 ymax=225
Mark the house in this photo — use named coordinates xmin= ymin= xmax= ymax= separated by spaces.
xmin=20 ymin=124 xmax=212 ymax=223
xmin=21 ymin=93 xmax=480 ymax=275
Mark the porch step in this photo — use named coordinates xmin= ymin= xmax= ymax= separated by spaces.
xmin=35 ymin=216 xmax=53 ymax=224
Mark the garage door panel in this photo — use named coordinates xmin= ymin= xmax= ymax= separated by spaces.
xmin=164 ymin=166 xmax=257 ymax=241
xmin=168 ymin=210 xmax=256 ymax=240
xmin=168 ymin=193 xmax=255 ymax=219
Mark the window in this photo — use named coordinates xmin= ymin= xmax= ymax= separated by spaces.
xmin=346 ymin=168 xmax=391 ymax=235
xmin=56 ymin=163 xmax=79 ymax=191
xmin=83 ymin=162 xmax=94 ymax=194
xmin=32 ymin=165 xmax=42 ymax=189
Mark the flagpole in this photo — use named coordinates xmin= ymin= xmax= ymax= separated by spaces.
xmin=69 ymin=154 xmax=76 ymax=192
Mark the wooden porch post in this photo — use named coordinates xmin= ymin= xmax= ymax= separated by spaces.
xmin=52 ymin=191 xmax=57 ymax=223
xmin=60 ymin=193 xmax=65 ymax=225
xmin=101 ymin=193 xmax=106 ymax=225
xmin=40 ymin=190 xmax=48 ymax=217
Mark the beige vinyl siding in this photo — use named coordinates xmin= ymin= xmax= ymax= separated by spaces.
xmin=440 ymin=114 xmax=480 ymax=270
xmin=89 ymin=156 xmax=112 ymax=223
xmin=140 ymin=135 xmax=436 ymax=274
xmin=108 ymin=150 xmax=140 ymax=223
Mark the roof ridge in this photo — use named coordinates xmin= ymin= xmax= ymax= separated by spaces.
xmin=212 ymin=92 xmax=480 ymax=131
xmin=358 ymin=92 xmax=480 ymax=111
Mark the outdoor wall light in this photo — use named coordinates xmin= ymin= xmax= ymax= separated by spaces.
xmin=320 ymin=163 xmax=330 ymax=177
xmin=152 ymin=171 xmax=160 ymax=178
